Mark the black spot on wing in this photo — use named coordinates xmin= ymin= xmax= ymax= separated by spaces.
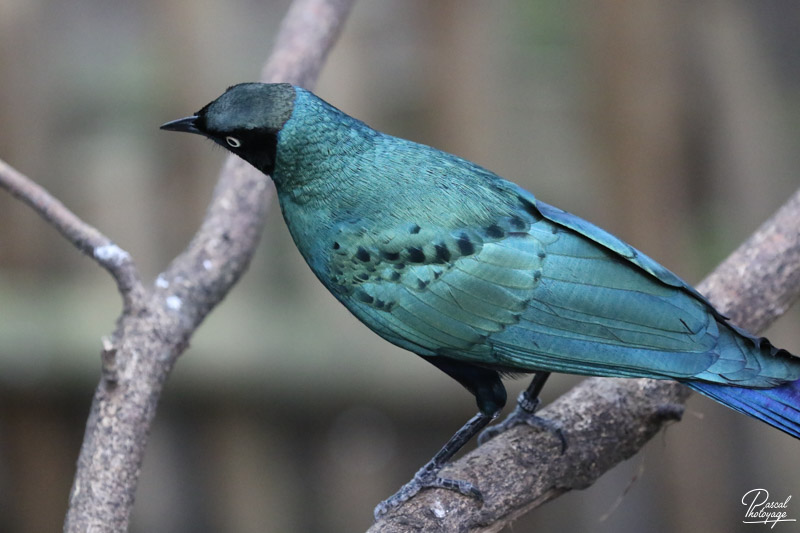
xmin=381 ymin=250 xmax=401 ymax=261
xmin=456 ymin=233 xmax=475 ymax=256
xmin=509 ymin=216 xmax=527 ymax=231
xmin=410 ymin=224 xmax=421 ymax=234
xmin=485 ymin=224 xmax=505 ymax=239
xmin=356 ymin=247 xmax=370 ymax=262
xmin=434 ymin=243 xmax=451 ymax=263
xmin=407 ymin=247 xmax=426 ymax=263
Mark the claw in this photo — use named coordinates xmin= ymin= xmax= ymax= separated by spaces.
xmin=373 ymin=412 xmax=490 ymax=520
xmin=373 ymin=468 xmax=482 ymax=520
xmin=478 ymin=391 xmax=567 ymax=452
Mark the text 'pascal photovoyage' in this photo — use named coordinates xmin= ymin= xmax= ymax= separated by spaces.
xmin=742 ymin=488 xmax=796 ymax=528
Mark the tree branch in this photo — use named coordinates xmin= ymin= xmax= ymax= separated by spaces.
xmin=1 ymin=1 xmax=357 ymax=531
xmin=0 ymin=1 xmax=356 ymax=529
xmin=369 ymin=188 xmax=800 ymax=532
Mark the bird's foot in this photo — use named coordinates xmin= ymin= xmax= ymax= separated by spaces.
xmin=373 ymin=459 xmax=482 ymax=520
xmin=373 ymin=412 xmax=491 ymax=520
xmin=477 ymin=391 xmax=567 ymax=452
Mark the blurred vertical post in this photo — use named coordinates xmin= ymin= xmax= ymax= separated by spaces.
xmin=584 ymin=1 xmax=692 ymax=269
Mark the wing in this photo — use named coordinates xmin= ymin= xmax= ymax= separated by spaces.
xmin=327 ymin=215 xmax=539 ymax=362
xmin=327 ymin=190 xmax=794 ymax=387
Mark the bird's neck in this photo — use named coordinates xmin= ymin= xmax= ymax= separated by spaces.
xmin=272 ymin=90 xmax=379 ymax=208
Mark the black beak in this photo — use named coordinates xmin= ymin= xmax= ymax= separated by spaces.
xmin=160 ymin=115 xmax=202 ymax=134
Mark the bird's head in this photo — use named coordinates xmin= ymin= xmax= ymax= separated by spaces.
xmin=161 ymin=82 xmax=297 ymax=175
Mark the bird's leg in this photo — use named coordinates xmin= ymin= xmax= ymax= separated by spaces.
xmin=478 ymin=372 xmax=565 ymax=450
xmin=373 ymin=411 xmax=491 ymax=520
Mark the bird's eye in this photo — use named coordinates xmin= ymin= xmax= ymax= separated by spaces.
xmin=225 ymin=136 xmax=241 ymax=148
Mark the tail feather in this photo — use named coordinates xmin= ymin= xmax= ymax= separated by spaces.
xmin=687 ymin=380 xmax=800 ymax=439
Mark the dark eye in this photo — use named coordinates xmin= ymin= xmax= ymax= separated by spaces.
xmin=226 ymin=136 xmax=241 ymax=148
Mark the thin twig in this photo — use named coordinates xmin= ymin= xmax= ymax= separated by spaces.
xmin=368 ymin=188 xmax=800 ymax=532
xmin=0 ymin=159 xmax=144 ymax=311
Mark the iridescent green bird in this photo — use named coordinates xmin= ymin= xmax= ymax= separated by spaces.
xmin=162 ymin=83 xmax=800 ymax=518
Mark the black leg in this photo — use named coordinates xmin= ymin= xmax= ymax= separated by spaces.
xmin=373 ymin=357 xmax=506 ymax=520
xmin=519 ymin=371 xmax=551 ymax=411
xmin=478 ymin=371 xmax=566 ymax=450
xmin=373 ymin=411 xmax=491 ymax=519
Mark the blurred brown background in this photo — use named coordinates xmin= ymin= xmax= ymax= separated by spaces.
xmin=1 ymin=1 xmax=799 ymax=532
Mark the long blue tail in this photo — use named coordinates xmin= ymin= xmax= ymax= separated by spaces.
xmin=687 ymin=380 xmax=800 ymax=439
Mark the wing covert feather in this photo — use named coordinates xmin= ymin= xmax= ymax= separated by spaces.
xmin=327 ymin=208 xmax=779 ymax=384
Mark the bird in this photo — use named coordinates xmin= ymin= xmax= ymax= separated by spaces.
xmin=162 ymin=82 xmax=800 ymax=519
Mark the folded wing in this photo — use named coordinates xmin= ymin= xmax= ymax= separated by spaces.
xmin=331 ymin=192 xmax=798 ymax=387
